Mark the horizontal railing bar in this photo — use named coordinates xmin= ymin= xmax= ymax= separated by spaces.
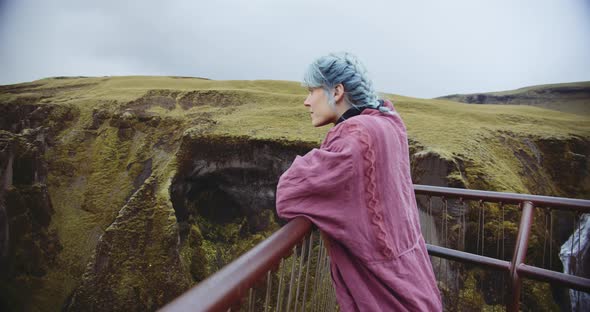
xmin=414 ymin=184 xmax=590 ymax=212
xmin=159 ymin=217 xmax=312 ymax=312
xmin=517 ymin=264 xmax=590 ymax=293
xmin=161 ymin=185 xmax=590 ymax=311
xmin=426 ymin=244 xmax=510 ymax=271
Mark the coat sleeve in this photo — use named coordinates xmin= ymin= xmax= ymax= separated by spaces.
xmin=275 ymin=134 xmax=358 ymax=242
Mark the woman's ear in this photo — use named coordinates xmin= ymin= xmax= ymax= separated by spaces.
xmin=333 ymin=83 xmax=345 ymax=102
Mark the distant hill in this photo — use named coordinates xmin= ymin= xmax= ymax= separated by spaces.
xmin=436 ymin=81 xmax=590 ymax=115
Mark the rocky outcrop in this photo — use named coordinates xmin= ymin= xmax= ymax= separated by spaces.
xmin=535 ymin=136 xmax=590 ymax=199
xmin=436 ymin=82 xmax=590 ymax=114
xmin=64 ymin=177 xmax=191 ymax=311
xmin=172 ymin=135 xmax=312 ymax=225
xmin=170 ymin=134 xmax=313 ymax=281
xmin=438 ymin=85 xmax=590 ymax=105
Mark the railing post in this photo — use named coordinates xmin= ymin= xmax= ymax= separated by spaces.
xmin=508 ymin=201 xmax=534 ymax=312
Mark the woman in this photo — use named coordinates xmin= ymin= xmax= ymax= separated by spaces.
xmin=276 ymin=53 xmax=442 ymax=311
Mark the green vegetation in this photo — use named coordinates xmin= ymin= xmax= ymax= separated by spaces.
xmin=0 ymin=76 xmax=588 ymax=311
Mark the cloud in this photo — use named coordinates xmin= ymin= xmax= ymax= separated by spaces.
xmin=1 ymin=0 xmax=589 ymax=97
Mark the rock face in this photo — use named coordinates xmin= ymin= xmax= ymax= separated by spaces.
xmin=170 ymin=135 xmax=315 ymax=282
xmin=64 ymin=177 xmax=191 ymax=311
xmin=535 ymin=136 xmax=590 ymax=198
xmin=0 ymin=76 xmax=588 ymax=311
xmin=64 ymin=133 xmax=316 ymax=311
xmin=0 ymin=101 xmax=75 ymax=311
xmin=171 ymin=135 xmax=312 ymax=228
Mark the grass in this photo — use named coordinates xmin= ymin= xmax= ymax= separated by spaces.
xmin=1 ymin=75 xmax=588 ymax=310
xmin=4 ymin=75 xmax=588 ymax=195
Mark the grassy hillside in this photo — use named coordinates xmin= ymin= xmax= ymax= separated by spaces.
xmin=3 ymin=75 xmax=587 ymax=153
xmin=436 ymin=81 xmax=590 ymax=115
xmin=26 ymin=75 xmax=585 ymax=195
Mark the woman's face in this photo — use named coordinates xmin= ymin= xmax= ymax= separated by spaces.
xmin=304 ymin=87 xmax=338 ymax=127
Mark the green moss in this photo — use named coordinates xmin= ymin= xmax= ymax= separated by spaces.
xmin=447 ymin=170 xmax=467 ymax=188
xmin=457 ymin=270 xmax=485 ymax=310
xmin=64 ymin=176 xmax=192 ymax=311
xmin=189 ymin=245 xmax=210 ymax=281
xmin=177 ymin=208 xmax=281 ymax=285
xmin=188 ymin=229 xmax=259 ymax=282
xmin=521 ymin=280 xmax=560 ymax=311
xmin=2 ymin=76 xmax=588 ymax=310
xmin=188 ymin=224 xmax=203 ymax=245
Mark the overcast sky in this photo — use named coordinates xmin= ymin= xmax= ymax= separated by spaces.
xmin=0 ymin=0 xmax=589 ymax=98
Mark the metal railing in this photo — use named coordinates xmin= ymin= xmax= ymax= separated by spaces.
xmin=161 ymin=185 xmax=590 ymax=312
xmin=161 ymin=218 xmax=329 ymax=312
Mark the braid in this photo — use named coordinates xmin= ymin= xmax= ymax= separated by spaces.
xmin=341 ymin=53 xmax=379 ymax=108
xmin=303 ymin=52 xmax=394 ymax=115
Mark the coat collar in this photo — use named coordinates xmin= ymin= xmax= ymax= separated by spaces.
xmin=335 ymin=99 xmax=395 ymax=125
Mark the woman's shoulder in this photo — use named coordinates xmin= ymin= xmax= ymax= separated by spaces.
xmin=353 ymin=110 xmax=406 ymax=138
xmin=324 ymin=118 xmax=364 ymax=145
xmin=333 ymin=116 xmax=373 ymax=133
xmin=322 ymin=118 xmax=377 ymax=152
xmin=325 ymin=113 xmax=405 ymax=150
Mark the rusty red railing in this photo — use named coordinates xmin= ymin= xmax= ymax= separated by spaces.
xmin=161 ymin=185 xmax=590 ymax=312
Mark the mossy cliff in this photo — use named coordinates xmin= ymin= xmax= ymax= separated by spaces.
xmin=0 ymin=77 xmax=588 ymax=311
xmin=171 ymin=134 xmax=314 ymax=282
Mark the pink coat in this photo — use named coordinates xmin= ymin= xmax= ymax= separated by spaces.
xmin=276 ymin=101 xmax=442 ymax=311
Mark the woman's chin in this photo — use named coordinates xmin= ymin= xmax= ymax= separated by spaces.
xmin=311 ymin=120 xmax=324 ymax=127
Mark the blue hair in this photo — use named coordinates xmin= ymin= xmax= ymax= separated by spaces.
xmin=303 ymin=52 xmax=394 ymax=114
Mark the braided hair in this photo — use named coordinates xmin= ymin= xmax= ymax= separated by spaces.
xmin=303 ymin=52 xmax=394 ymax=115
